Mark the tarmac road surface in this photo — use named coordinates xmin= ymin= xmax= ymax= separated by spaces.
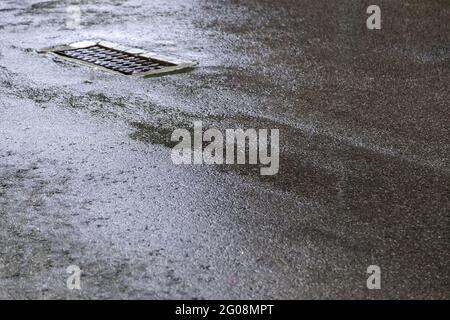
xmin=0 ymin=0 xmax=449 ymax=299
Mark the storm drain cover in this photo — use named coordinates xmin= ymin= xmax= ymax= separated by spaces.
xmin=38 ymin=40 xmax=197 ymax=76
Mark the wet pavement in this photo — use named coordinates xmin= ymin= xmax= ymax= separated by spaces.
xmin=0 ymin=0 xmax=449 ymax=299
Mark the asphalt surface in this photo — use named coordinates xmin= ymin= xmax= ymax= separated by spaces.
xmin=0 ymin=0 xmax=449 ymax=299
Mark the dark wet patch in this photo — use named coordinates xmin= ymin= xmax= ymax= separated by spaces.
xmin=30 ymin=0 xmax=63 ymax=10
xmin=0 ymin=8 xmax=20 ymax=13
xmin=26 ymin=87 xmax=58 ymax=103
xmin=129 ymin=121 xmax=190 ymax=149
xmin=126 ymin=103 xmax=286 ymax=149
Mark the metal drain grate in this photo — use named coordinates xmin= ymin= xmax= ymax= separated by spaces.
xmin=38 ymin=40 xmax=197 ymax=76
xmin=56 ymin=45 xmax=175 ymax=75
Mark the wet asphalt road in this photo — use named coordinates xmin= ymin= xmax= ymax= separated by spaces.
xmin=0 ymin=0 xmax=449 ymax=299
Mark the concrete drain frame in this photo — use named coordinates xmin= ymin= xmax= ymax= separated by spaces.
xmin=38 ymin=40 xmax=197 ymax=77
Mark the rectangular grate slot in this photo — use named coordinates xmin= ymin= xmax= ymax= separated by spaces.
xmin=38 ymin=40 xmax=197 ymax=76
